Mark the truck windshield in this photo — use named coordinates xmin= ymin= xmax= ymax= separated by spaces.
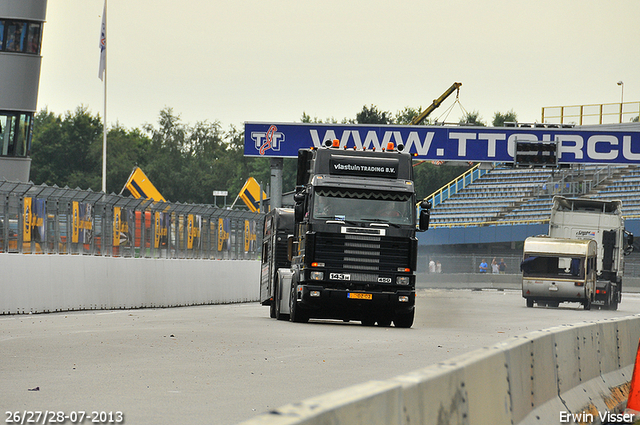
xmin=521 ymin=255 xmax=585 ymax=279
xmin=312 ymin=188 xmax=413 ymax=226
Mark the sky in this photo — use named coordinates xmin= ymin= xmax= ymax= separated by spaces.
xmin=37 ymin=0 xmax=640 ymax=132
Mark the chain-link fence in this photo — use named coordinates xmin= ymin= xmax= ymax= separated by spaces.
xmin=0 ymin=181 xmax=264 ymax=260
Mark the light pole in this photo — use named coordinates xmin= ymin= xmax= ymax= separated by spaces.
xmin=617 ymin=80 xmax=624 ymax=123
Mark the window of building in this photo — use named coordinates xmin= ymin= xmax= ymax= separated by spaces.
xmin=26 ymin=23 xmax=41 ymax=54
xmin=5 ymin=21 xmax=25 ymax=52
xmin=0 ymin=20 xmax=41 ymax=54
xmin=0 ymin=112 xmax=32 ymax=157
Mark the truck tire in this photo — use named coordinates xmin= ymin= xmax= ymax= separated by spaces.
xmin=393 ymin=310 xmax=414 ymax=328
xmin=526 ymin=298 xmax=534 ymax=308
xmin=289 ymin=285 xmax=308 ymax=323
xmin=606 ymin=287 xmax=619 ymax=311
xmin=584 ymin=296 xmax=591 ymax=310
xmin=269 ymin=296 xmax=276 ymax=319
xmin=275 ymin=281 xmax=288 ymax=321
xmin=270 ymin=274 xmax=278 ymax=318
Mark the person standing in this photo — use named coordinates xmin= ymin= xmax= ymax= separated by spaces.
xmin=479 ymin=259 xmax=488 ymax=273
xmin=499 ymin=258 xmax=507 ymax=274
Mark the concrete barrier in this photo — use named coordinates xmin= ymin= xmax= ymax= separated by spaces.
xmin=238 ymin=316 xmax=640 ymax=425
xmin=0 ymin=254 xmax=260 ymax=314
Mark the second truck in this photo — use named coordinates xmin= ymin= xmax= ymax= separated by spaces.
xmin=522 ymin=195 xmax=633 ymax=310
xmin=260 ymin=139 xmax=430 ymax=327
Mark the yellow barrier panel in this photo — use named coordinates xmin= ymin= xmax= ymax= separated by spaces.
xmin=124 ymin=167 xmax=166 ymax=202
xmin=238 ymin=177 xmax=267 ymax=212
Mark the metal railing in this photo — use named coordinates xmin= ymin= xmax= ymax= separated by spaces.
xmin=0 ymin=180 xmax=263 ymax=259
xmin=542 ymin=101 xmax=640 ymax=125
xmin=421 ymin=163 xmax=487 ymax=208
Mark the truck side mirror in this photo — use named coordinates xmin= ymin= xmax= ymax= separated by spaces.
xmin=625 ymin=231 xmax=634 ymax=255
xmin=294 ymin=191 xmax=306 ymax=222
xmin=418 ymin=200 xmax=431 ymax=231
xmin=294 ymin=191 xmax=306 ymax=203
xmin=419 ymin=209 xmax=430 ymax=231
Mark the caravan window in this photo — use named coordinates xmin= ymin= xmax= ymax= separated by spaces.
xmin=521 ymin=255 xmax=585 ymax=279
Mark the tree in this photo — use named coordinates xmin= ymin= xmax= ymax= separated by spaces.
xmin=31 ymin=106 xmax=103 ymax=190
xmin=459 ymin=111 xmax=486 ymax=126
xmin=356 ymin=104 xmax=393 ymax=124
xmin=31 ymin=107 xmax=153 ymax=194
xmin=492 ymin=110 xmax=517 ymax=127
xmin=104 ymin=124 xmax=152 ymax=194
xmin=142 ymin=108 xmax=239 ymax=204
xmin=394 ymin=106 xmax=433 ymax=125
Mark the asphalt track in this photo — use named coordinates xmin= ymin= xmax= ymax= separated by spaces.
xmin=2 ymin=289 xmax=639 ymax=425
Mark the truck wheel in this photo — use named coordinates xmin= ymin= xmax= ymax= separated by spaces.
xmin=289 ymin=286 xmax=308 ymax=323
xmin=275 ymin=282 xmax=288 ymax=321
xmin=607 ymin=288 xmax=619 ymax=311
xmin=584 ymin=296 xmax=591 ymax=311
xmin=393 ymin=310 xmax=414 ymax=328
xmin=269 ymin=295 xmax=276 ymax=319
xmin=270 ymin=275 xmax=278 ymax=318
xmin=609 ymin=299 xmax=619 ymax=311
xmin=526 ymin=298 xmax=534 ymax=308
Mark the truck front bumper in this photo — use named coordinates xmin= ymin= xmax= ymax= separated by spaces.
xmin=294 ymin=284 xmax=414 ymax=320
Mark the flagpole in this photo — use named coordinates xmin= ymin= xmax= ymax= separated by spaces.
xmin=101 ymin=0 xmax=107 ymax=193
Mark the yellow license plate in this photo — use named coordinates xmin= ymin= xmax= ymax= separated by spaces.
xmin=348 ymin=293 xmax=372 ymax=300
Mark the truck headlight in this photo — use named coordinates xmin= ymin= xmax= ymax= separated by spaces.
xmin=396 ymin=276 xmax=410 ymax=285
xmin=310 ymin=271 xmax=324 ymax=281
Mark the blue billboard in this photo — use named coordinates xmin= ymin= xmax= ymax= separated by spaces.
xmin=244 ymin=122 xmax=640 ymax=164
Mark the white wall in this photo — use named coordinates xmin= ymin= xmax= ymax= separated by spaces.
xmin=0 ymin=254 xmax=260 ymax=314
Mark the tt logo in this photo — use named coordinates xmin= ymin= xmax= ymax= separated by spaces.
xmin=251 ymin=125 xmax=285 ymax=155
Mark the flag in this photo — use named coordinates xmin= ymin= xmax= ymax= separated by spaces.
xmin=98 ymin=2 xmax=106 ymax=80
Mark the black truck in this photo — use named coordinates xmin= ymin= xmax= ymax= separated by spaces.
xmin=260 ymin=139 xmax=430 ymax=327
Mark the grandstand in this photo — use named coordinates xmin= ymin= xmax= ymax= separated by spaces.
xmin=418 ymin=162 xmax=640 ymax=276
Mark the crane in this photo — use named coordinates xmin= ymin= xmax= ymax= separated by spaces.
xmin=410 ymin=82 xmax=462 ymax=125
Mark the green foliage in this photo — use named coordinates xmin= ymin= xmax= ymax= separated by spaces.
xmin=356 ymin=105 xmax=393 ymax=124
xmin=31 ymin=106 xmax=103 ymax=190
xmin=492 ymin=110 xmax=518 ymax=127
xmin=413 ymin=162 xmax=471 ymax=200
xmin=459 ymin=111 xmax=486 ymax=126
xmin=394 ymin=106 xmax=433 ymax=125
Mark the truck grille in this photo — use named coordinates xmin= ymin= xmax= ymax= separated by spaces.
xmin=314 ymin=232 xmax=411 ymax=273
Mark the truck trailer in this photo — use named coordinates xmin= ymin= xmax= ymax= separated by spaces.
xmin=260 ymin=139 xmax=430 ymax=327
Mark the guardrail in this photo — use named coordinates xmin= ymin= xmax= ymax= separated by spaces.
xmin=239 ymin=315 xmax=640 ymax=425
xmin=0 ymin=180 xmax=263 ymax=260
xmin=430 ymin=218 xmax=551 ymax=228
